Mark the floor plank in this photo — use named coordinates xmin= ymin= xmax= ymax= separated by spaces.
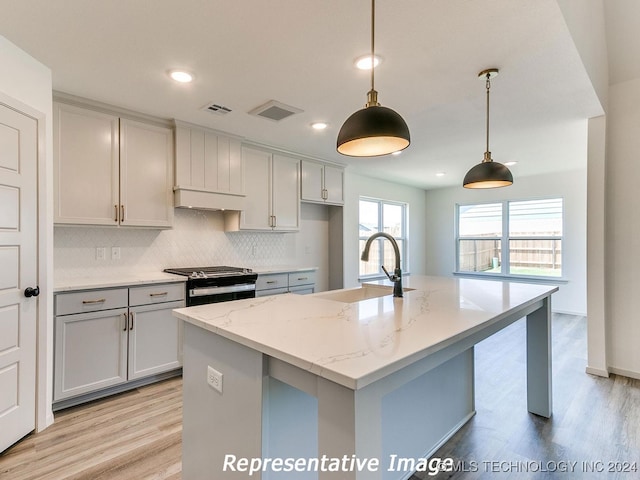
xmin=1 ymin=314 xmax=639 ymax=479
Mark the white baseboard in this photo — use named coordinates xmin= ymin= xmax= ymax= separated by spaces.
xmin=585 ymin=366 xmax=609 ymax=378
xmin=608 ymin=367 xmax=640 ymax=381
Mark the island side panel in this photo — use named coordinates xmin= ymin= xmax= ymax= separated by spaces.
xmin=315 ymin=349 xmax=475 ymax=480
xmin=526 ymin=296 xmax=552 ymax=417
xmin=182 ymin=322 xmax=265 ymax=479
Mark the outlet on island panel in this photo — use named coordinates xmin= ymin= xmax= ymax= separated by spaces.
xmin=207 ymin=365 xmax=223 ymax=393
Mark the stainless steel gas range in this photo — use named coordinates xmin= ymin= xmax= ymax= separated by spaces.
xmin=164 ymin=266 xmax=258 ymax=306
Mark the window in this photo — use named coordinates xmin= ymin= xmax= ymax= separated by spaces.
xmin=359 ymin=198 xmax=408 ymax=278
xmin=456 ymin=198 xmax=563 ymax=278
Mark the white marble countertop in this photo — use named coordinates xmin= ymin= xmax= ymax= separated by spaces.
xmin=173 ymin=275 xmax=558 ymax=390
xmin=54 ymin=271 xmax=186 ymax=292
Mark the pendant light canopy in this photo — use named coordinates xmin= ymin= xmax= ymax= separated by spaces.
xmin=463 ymin=68 xmax=513 ymax=189
xmin=337 ymin=0 xmax=410 ymax=157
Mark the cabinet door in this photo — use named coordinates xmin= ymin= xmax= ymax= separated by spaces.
xmin=54 ymin=308 xmax=128 ymax=401
xmin=128 ymin=301 xmax=184 ymax=380
xmin=240 ymin=147 xmax=272 ymax=230
xmin=300 ymin=160 xmax=324 ymax=203
xmin=53 ymin=102 xmax=120 ymax=225
xmin=119 ymin=119 xmax=174 ymax=227
xmin=272 ymin=154 xmax=300 ymax=231
xmin=323 ymin=165 xmax=345 ymax=205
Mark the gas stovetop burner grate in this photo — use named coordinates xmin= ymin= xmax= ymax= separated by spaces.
xmin=164 ymin=266 xmax=254 ymax=279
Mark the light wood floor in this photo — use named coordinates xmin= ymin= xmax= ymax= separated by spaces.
xmin=0 ymin=377 xmax=183 ymax=480
xmin=1 ymin=314 xmax=639 ymax=479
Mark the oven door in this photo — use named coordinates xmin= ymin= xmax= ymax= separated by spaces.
xmin=187 ymin=283 xmax=256 ymax=306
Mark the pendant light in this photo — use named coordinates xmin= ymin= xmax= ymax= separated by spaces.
xmin=337 ymin=0 xmax=410 ymax=157
xmin=463 ymin=68 xmax=513 ymax=189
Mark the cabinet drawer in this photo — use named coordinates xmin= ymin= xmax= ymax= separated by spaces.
xmin=288 ymin=270 xmax=316 ymax=287
xmin=129 ymin=283 xmax=185 ymax=306
xmin=256 ymin=287 xmax=289 ymax=297
xmin=55 ymin=288 xmax=128 ymax=316
xmin=256 ymin=273 xmax=288 ymax=291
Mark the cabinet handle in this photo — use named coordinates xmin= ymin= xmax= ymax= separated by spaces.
xmin=123 ymin=313 xmax=128 ymax=331
xmin=82 ymin=298 xmax=106 ymax=304
xmin=266 ymin=281 xmax=277 ymax=284
xmin=272 ymin=215 xmax=277 ymax=228
xmin=149 ymin=292 xmax=168 ymax=297
xmin=129 ymin=312 xmax=134 ymax=331
xmin=114 ymin=204 xmax=119 ymax=222
xmin=120 ymin=205 xmax=125 ymax=223
xmin=297 ymin=277 xmax=308 ymax=281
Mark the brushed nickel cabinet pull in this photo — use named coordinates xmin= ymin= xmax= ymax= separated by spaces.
xmin=123 ymin=313 xmax=128 ymax=331
xmin=114 ymin=204 xmax=119 ymax=222
xmin=120 ymin=205 xmax=125 ymax=223
xmin=297 ymin=277 xmax=308 ymax=281
xmin=129 ymin=312 xmax=134 ymax=331
xmin=149 ymin=292 xmax=168 ymax=297
xmin=266 ymin=281 xmax=277 ymax=284
xmin=82 ymin=298 xmax=106 ymax=304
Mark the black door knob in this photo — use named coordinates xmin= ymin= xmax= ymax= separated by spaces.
xmin=24 ymin=286 xmax=40 ymax=298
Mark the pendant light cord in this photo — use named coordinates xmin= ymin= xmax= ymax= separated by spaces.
xmin=485 ymin=73 xmax=491 ymax=157
xmin=371 ymin=0 xmax=375 ymax=93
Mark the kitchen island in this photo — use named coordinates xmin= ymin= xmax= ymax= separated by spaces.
xmin=173 ymin=275 xmax=557 ymax=479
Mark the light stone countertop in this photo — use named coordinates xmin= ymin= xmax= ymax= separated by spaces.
xmin=54 ymin=271 xmax=186 ymax=292
xmin=173 ymin=275 xmax=558 ymax=390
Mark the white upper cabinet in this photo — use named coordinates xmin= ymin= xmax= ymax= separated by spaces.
xmin=120 ymin=119 xmax=174 ymax=227
xmin=54 ymin=103 xmax=120 ymax=225
xmin=173 ymin=122 xmax=245 ymax=210
xmin=54 ymin=101 xmax=174 ymax=227
xmin=271 ymin=153 xmax=301 ymax=230
xmin=225 ymin=146 xmax=300 ymax=232
xmin=300 ymin=159 xmax=344 ymax=205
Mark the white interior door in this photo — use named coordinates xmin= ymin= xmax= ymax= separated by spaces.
xmin=0 ymin=103 xmax=38 ymax=452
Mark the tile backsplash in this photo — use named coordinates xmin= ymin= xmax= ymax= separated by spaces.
xmin=54 ymin=208 xmax=298 ymax=280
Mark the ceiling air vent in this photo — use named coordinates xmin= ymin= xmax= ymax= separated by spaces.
xmin=249 ymin=100 xmax=303 ymax=122
xmin=202 ymin=102 xmax=232 ymax=115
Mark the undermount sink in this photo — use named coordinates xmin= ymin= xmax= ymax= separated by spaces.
xmin=314 ymin=285 xmax=414 ymax=303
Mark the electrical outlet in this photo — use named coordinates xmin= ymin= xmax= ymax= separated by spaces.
xmin=96 ymin=247 xmax=106 ymax=260
xmin=111 ymin=246 xmax=121 ymax=260
xmin=207 ymin=365 xmax=223 ymax=393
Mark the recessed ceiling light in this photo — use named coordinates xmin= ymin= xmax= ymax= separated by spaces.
xmin=504 ymin=161 xmax=518 ymax=166
xmin=354 ymin=54 xmax=382 ymax=70
xmin=436 ymin=172 xmax=446 ymax=177
xmin=169 ymin=70 xmax=194 ymax=83
xmin=311 ymin=122 xmax=328 ymax=130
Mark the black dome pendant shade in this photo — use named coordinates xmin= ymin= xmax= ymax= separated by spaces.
xmin=337 ymin=0 xmax=410 ymax=157
xmin=463 ymin=68 xmax=513 ymax=189
xmin=463 ymin=152 xmax=513 ymax=188
xmin=337 ymin=91 xmax=410 ymax=157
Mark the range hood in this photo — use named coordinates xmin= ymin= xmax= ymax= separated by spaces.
xmin=173 ymin=120 xmax=246 ymax=212
xmin=173 ymin=186 xmax=245 ymax=211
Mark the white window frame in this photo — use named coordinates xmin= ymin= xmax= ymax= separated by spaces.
xmin=455 ymin=197 xmax=564 ymax=281
xmin=359 ymin=197 xmax=408 ymax=280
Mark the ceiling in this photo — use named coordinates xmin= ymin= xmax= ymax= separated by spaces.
xmin=0 ymin=0 xmax=607 ymax=189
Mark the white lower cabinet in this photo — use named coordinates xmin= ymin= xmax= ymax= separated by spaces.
xmin=54 ymin=283 xmax=184 ymax=405
xmin=54 ymin=307 xmax=129 ymax=400
xmin=128 ymin=301 xmax=183 ymax=380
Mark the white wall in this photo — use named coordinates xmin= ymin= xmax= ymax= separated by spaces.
xmin=342 ymin=172 xmax=428 ymax=288
xmin=0 ymin=35 xmax=54 ymax=430
xmin=54 ymin=203 xmax=331 ymax=291
xmin=424 ymin=168 xmax=588 ymax=316
xmin=604 ymin=77 xmax=640 ymax=378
